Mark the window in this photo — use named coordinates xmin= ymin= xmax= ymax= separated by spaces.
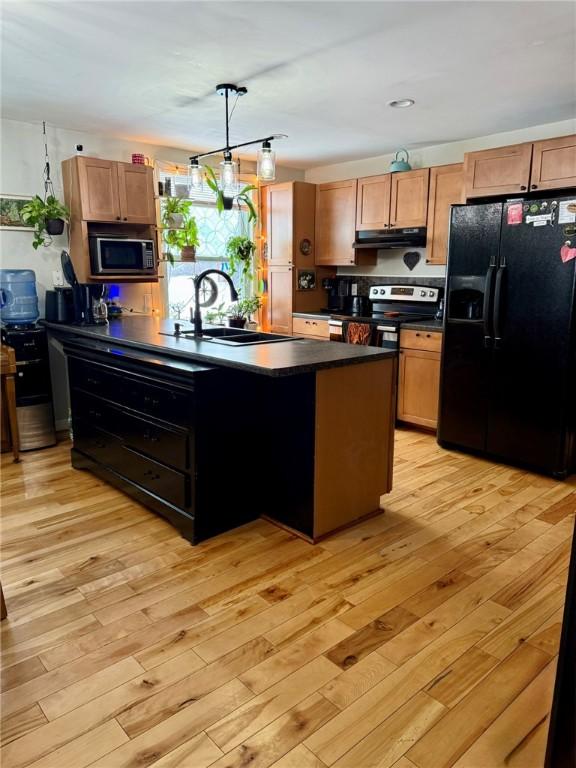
xmin=158 ymin=164 xmax=256 ymax=321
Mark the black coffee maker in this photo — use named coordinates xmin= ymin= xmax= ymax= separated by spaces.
xmin=322 ymin=277 xmax=354 ymax=313
xmin=73 ymin=284 xmax=108 ymax=325
xmin=61 ymin=251 xmax=108 ymax=326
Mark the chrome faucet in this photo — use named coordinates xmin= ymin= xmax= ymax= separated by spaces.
xmin=192 ymin=269 xmax=238 ymax=336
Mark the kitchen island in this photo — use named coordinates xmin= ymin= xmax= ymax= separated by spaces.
xmin=47 ymin=317 xmax=396 ymax=543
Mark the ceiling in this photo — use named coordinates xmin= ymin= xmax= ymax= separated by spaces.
xmin=2 ymin=1 xmax=575 ymax=168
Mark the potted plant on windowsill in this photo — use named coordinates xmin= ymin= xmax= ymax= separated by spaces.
xmin=20 ymin=195 xmax=70 ymax=249
xmin=227 ymin=295 xmax=262 ymax=329
xmin=205 ymin=302 xmax=228 ymax=326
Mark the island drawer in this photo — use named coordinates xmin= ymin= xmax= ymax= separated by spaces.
xmin=292 ymin=317 xmax=330 ymax=338
xmin=119 ymin=446 xmax=189 ymax=509
xmin=73 ymin=418 xmax=189 ymax=509
xmin=69 ymin=357 xmax=194 ymax=425
xmin=73 ymin=418 xmax=123 ymax=466
xmin=399 ymin=329 xmax=442 ymax=353
xmin=72 ymin=390 xmax=189 ymax=471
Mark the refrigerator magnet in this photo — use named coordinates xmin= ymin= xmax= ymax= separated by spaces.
xmin=507 ymin=203 xmax=523 ymax=225
xmin=558 ymin=200 xmax=576 ymax=225
xmin=560 ymin=241 xmax=576 ymax=263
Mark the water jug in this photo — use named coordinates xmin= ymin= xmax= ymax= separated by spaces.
xmin=0 ymin=269 xmax=39 ymax=325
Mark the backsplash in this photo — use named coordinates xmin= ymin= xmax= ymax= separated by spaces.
xmin=337 ymin=247 xmax=446 ymax=281
xmin=346 ymin=274 xmax=445 ymax=296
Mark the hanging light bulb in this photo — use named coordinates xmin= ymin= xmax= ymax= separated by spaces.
xmin=189 ymin=158 xmax=203 ymax=190
xmin=257 ymin=140 xmax=276 ymax=181
xmin=220 ymin=151 xmax=238 ymax=195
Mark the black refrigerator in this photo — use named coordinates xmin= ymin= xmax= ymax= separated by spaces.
xmin=438 ymin=196 xmax=576 ymax=478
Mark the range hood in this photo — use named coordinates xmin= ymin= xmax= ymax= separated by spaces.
xmin=353 ymin=227 xmax=427 ymax=250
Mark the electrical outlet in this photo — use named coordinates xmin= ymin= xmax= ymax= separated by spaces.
xmin=143 ymin=293 xmax=153 ymax=314
xmin=52 ymin=269 xmax=65 ymax=287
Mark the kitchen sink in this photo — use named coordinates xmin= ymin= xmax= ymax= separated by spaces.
xmin=203 ymin=330 xmax=298 ymax=346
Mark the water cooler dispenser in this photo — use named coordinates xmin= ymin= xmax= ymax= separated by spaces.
xmin=0 ymin=270 xmax=56 ymax=450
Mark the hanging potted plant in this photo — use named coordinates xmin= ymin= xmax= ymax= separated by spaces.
xmin=204 ymin=166 xmax=258 ymax=223
xmin=227 ymin=295 xmax=261 ymax=329
xmin=20 ymin=195 xmax=70 ymax=249
xmin=225 ymin=235 xmax=256 ymax=280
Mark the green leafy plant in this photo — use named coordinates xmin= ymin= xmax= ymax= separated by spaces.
xmin=225 ymin=235 xmax=256 ymax=280
xmin=161 ymin=198 xmax=199 ymax=264
xmin=204 ymin=166 xmax=258 ymax=224
xmin=20 ymin=195 xmax=69 ymax=249
xmin=205 ymin=302 xmax=228 ymax=325
xmin=227 ymin=295 xmax=262 ymax=321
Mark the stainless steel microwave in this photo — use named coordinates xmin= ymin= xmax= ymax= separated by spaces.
xmin=89 ymin=236 xmax=156 ymax=275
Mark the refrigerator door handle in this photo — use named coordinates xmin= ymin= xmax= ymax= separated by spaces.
xmin=482 ymin=265 xmax=496 ymax=347
xmin=493 ymin=264 xmax=507 ymax=350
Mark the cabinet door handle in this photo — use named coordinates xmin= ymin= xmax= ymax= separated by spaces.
xmin=144 ymin=469 xmax=161 ymax=480
xmin=426 ymin=333 xmax=431 ymax=338
xmin=123 ymin=217 xmax=128 ymax=221
xmin=116 ymin=216 xmax=121 ymax=221
xmin=531 ymin=184 xmax=538 ymax=190
xmin=520 ymin=186 xmax=527 ymax=191
xmin=415 ymin=332 xmax=420 ymax=337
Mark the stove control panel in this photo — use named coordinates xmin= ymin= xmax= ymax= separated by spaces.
xmin=369 ymin=285 xmax=440 ymax=303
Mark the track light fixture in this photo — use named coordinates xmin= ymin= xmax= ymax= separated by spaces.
xmin=189 ymin=84 xmax=286 ymax=191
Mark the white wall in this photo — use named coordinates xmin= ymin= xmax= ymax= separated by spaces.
xmin=306 ymin=118 xmax=576 ymax=279
xmin=0 ymin=117 xmax=304 ymax=314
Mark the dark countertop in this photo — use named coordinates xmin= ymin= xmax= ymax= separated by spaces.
xmin=401 ymin=319 xmax=444 ymax=333
xmin=45 ymin=317 xmax=395 ymax=377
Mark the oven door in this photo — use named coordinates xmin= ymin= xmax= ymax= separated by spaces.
xmin=375 ymin=325 xmax=399 ymax=351
xmin=329 ymin=319 xmax=343 ymax=342
xmin=90 ymin=238 xmax=155 ymax=275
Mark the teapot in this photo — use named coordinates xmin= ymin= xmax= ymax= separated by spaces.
xmin=390 ymin=149 xmax=412 ymax=173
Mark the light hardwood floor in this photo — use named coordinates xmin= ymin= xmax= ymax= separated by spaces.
xmin=1 ymin=429 xmax=574 ymax=768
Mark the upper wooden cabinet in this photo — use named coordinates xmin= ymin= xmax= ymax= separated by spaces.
xmin=464 ymin=143 xmax=532 ymax=198
xmin=265 ymin=182 xmax=309 ymax=265
xmin=356 ymin=174 xmax=391 ymax=230
xmin=316 ymin=179 xmax=376 ymax=266
xmin=426 ymin=163 xmax=464 ymax=265
xmin=65 ymin=156 xmax=155 ymax=224
xmin=390 ymin=168 xmax=430 ymax=228
xmin=117 ymin=163 xmax=156 ymax=224
xmin=530 ymin=135 xmax=576 ymax=191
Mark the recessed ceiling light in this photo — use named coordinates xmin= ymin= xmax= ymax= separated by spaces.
xmin=388 ymin=99 xmax=415 ymax=109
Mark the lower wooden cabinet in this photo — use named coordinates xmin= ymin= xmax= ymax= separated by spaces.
xmin=292 ymin=316 xmax=330 ymax=340
xmin=268 ymin=264 xmax=293 ymax=334
xmin=397 ymin=330 xmax=442 ymax=430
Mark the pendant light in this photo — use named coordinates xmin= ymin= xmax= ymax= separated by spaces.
xmin=257 ymin=140 xmax=276 ymax=181
xmin=219 ymin=150 xmax=239 ymax=195
xmin=189 ymin=84 xmax=287 ymax=192
xmin=189 ymin=158 xmax=203 ymax=190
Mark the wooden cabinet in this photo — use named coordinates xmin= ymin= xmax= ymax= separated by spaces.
xmin=356 ymin=175 xmax=391 ymax=230
xmin=389 ymin=168 xmax=430 ymax=228
xmin=268 ymin=265 xmax=294 ymax=334
xmin=530 ymin=135 xmax=576 ymax=191
xmin=316 ymin=179 xmax=375 ymax=266
xmin=397 ymin=329 xmax=442 ymax=430
xmin=67 ymin=156 xmax=155 ymax=224
xmin=426 ymin=163 xmax=464 ymax=265
xmin=464 ymin=143 xmax=532 ymax=198
xmin=76 ymin=158 xmax=120 ymax=222
xmin=292 ymin=316 xmax=330 ymax=340
xmin=266 ymin=183 xmax=295 ymax=265
xmin=62 ymin=155 xmax=158 ymax=283
xmin=117 ymin=162 xmax=156 ymax=224
xmin=264 ymin=182 xmax=333 ymax=334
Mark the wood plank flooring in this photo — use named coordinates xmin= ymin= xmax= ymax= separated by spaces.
xmin=1 ymin=429 xmax=574 ymax=768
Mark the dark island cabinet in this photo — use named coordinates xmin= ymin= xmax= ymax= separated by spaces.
xmin=64 ymin=344 xmax=261 ymax=543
